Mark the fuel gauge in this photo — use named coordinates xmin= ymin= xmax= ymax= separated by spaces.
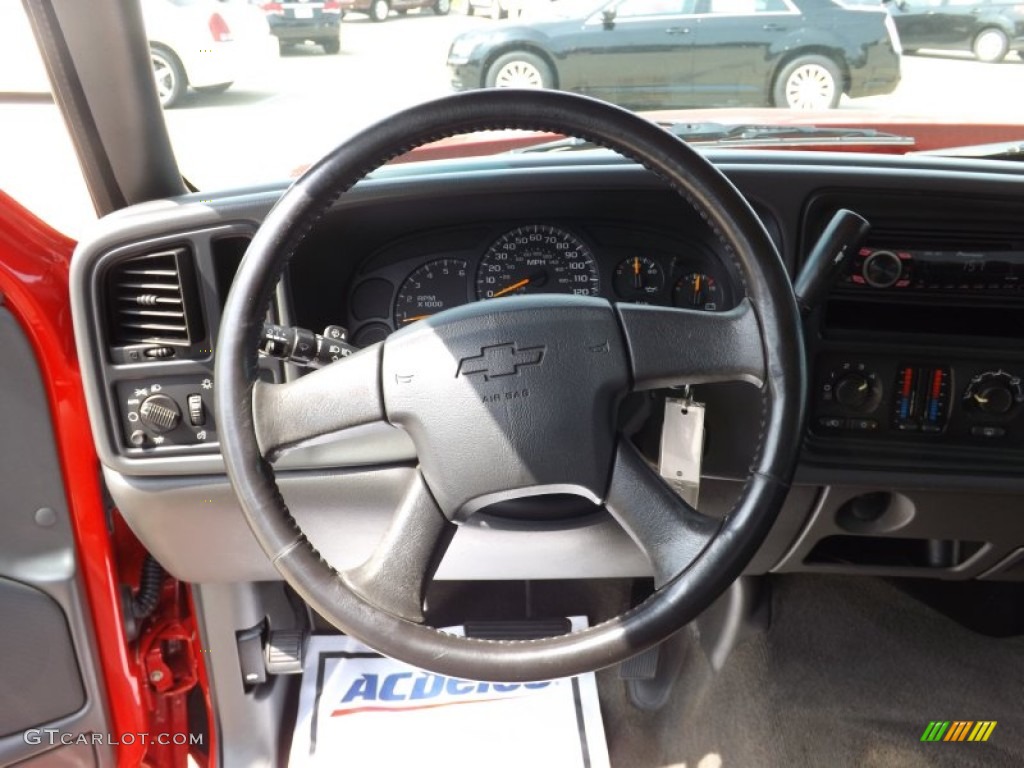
xmin=673 ymin=272 xmax=724 ymax=311
xmin=614 ymin=256 xmax=664 ymax=302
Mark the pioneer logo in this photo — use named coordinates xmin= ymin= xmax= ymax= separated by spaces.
xmin=457 ymin=343 xmax=544 ymax=381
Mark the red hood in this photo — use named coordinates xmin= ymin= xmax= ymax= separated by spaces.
xmin=391 ymin=109 xmax=1024 ymax=163
xmin=289 ymin=109 xmax=1024 ymax=176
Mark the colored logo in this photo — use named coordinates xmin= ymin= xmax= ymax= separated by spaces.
xmin=457 ymin=343 xmax=544 ymax=381
xmin=330 ymin=672 xmax=551 ymax=717
xmin=921 ymin=721 xmax=997 ymax=742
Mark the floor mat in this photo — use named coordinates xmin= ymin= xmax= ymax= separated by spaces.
xmin=289 ymin=618 xmax=610 ymax=767
xmin=599 ymin=575 xmax=1024 ymax=767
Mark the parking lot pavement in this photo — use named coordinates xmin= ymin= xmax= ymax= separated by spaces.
xmin=850 ymin=51 xmax=1024 ymax=118
xmin=161 ymin=12 xmax=494 ymax=188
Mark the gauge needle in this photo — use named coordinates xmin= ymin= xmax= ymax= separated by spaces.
xmin=693 ymin=274 xmax=702 ymax=300
xmin=491 ymin=277 xmax=530 ymax=298
xmin=401 ymin=314 xmax=432 ymax=323
xmin=633 ymin=257 xmax=641 ymax=288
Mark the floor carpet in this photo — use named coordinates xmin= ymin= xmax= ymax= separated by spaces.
xmin=598 ymin=575 xmax=1024 ymax=768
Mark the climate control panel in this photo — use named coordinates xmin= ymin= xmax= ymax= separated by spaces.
xmin=813 ymin=355 xmax=1024 ymax=446
xmin=891 ymin=364 xmax=950 ymax=433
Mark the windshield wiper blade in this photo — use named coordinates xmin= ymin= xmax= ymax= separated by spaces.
xmin=514 ymin=122 xmax=915 ymax=153
xmin=911 ymin=140 xmax=1024 ymax=161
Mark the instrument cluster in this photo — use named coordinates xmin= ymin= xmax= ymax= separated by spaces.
xmin=344 ymin=222 xmax=739 ymax=348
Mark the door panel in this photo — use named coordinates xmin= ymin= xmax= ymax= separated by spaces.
xmin=893 ymin=0 xmax=966 ymax=48
xmin=0 ymin=579 xmax=85 ymax=736
xmin=0 ymin=309 xmax=113 ymax=767
xmin=691 ymin=0 xmax=799 ymax=104
xmin=561 ymin=0 xmax=698 ymax=108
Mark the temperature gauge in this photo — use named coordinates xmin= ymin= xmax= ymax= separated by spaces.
xmin=614 ymin=256 xmax=664 ymax=302
xmin=673 ymin=272 xmax=724 ymax=311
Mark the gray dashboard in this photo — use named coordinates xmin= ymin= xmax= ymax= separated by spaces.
xmin=70 ymin=150 xmax=1024 ymax=584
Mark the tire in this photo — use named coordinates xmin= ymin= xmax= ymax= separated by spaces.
xmin=434 ymin=0 xmax=451 ymax=14
xmin=150 ymin=45 xmax=186 ymax=109
xmin=973 ymin=27 xmax=1008 ymax=62
xmin=772 ymin=55 xmax=842 ymax=110
xmin=485 ymin=51 xmax=553 ymax=89
xmin=369 ymin=0 xmax=390 ymax=21
xmin=193 ymin=82 xmax=231 ymax=95
xmin=320 ymin=37 xmax=341 ymax=54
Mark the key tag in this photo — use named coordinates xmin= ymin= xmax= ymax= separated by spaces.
xmin=658 ymin=388 xmax=705 ymax=508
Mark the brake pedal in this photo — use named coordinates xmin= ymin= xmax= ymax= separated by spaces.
xmin=617 ymin=644 xmax=660 ymax=681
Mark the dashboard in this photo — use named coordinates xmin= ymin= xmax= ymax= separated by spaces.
xmin=343 ymin=220 xmax=739 ymax=348
xmin=69 ymin=150 xmax=1024 ymax=586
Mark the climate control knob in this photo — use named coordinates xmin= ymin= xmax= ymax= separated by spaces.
xmin=138 ymin=394 xmax=181 ymax=433
xmin=964 ymin=371 xmax=1023 ymax=416
xmin=834 ymin=373 xmax=873 ymax=409
xmin=975 ymin=385 xmax=1014 ymax=415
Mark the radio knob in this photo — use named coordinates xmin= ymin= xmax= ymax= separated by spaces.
xmin=862 ymin=250 xmax=903 ymax=288
xmin=834 ymin=373 xmax=873 ymax=410
xmin=138 ymin=394 xmax=181 ymax=433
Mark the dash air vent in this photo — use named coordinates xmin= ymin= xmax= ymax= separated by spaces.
xmin=106 ymin=248 xmax=204 ymax=348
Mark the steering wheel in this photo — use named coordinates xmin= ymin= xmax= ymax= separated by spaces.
xmin=215 ymin=89 xmax=805 ymax=682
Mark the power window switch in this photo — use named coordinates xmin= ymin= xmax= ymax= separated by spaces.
xmin=187 ymin=394 xmax=205 ymax=426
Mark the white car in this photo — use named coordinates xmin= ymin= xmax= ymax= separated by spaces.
xmin=143 ymin=0 xmax=277 ymax=108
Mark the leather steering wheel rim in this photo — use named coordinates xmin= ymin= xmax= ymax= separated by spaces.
xmin=215 ymin=89 xmax=806 ymax=682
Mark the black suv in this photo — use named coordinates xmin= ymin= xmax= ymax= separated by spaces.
xmin=448 ymin=0 xmax=902 ymax=110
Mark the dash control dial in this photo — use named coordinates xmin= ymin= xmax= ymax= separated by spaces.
xmin=138 ymin=394 xmax=181 ymax=433
xmin=834 ymin=373 xmax=873 ymax=409
xmin=964 ymin=371 xmax=1024 ymax=416
xmin=822 ymin=363 xmax=881 ymax=414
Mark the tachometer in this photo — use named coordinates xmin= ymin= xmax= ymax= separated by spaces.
xmin=475 ymin=225 xmax=599 ymax=300
xmin=394 ymin=258 xmax=468 ymax=325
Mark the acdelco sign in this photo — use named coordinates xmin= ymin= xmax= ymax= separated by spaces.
xmin=331 ymin=672 xmax=552 ymax=716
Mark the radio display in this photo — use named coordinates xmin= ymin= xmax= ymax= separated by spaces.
xmin=844 ymin=248 xmax=1024 ymax=292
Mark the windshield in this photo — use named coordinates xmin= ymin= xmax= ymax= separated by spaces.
xmin=3 ymin=0 xmax=1024 ymax=232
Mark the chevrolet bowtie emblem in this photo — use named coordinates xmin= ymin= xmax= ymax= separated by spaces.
xmin=457 ymin=343 xmax=545 ymax=381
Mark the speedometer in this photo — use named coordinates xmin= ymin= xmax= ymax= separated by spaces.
xmin=475 ymin=225 xmax=600 ymax=300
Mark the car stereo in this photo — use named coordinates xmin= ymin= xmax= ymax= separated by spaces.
xmin=838 ymin=247 xmax=1024 ymax=293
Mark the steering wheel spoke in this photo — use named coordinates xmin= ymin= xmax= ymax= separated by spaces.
xmin=617 ymin=298 xmax=765 ymax=391
xmin=253 ymin=343 xmax=384 ymax=458
xmin=606 ymin=440 xmax=720 ymax=588
xmin=341 ymin=471 xmax=456 ymax=623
